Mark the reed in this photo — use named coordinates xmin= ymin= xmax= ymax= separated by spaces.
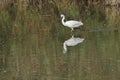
xmin=0 ymin=0 xmax=119 ymax=36
xmin=0 ymin=0 xmax=119 ymax=15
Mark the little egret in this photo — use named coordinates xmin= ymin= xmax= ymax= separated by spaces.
xmin=63 ymin=35 xmax=84 ymax=53
xmin=61 ymin=14 xmax=83 ymax=31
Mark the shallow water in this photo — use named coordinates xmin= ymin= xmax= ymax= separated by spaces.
xmin=0 ymin=6 xmax=120 ymax=80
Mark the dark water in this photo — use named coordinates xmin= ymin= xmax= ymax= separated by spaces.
xmin=0 ymin=6 xmax=120 ymax=80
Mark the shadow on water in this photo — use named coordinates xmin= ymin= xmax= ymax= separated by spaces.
xmin=0 ymin=2 xmax=120 ymax=80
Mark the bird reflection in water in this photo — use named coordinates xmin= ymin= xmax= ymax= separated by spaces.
xmin=63 ymin=35 xmax=84 ymax=53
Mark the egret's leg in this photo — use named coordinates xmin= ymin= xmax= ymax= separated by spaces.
xmin=71 ymin=28 xmax=74 ymax=32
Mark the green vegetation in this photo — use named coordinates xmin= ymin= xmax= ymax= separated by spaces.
xmin=0 ymin=1 xmax=120 ymax=80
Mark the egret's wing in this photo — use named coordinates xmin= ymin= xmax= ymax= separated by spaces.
xmin=65 ymin=20 xmax=83 ymax=27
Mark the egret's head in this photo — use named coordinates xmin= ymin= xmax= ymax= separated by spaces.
xmin=61 ymin=14 xmax=65 ymax=18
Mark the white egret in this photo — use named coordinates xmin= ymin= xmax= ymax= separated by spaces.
xmin=63 ymin=35 xmax=84 ymax=53
xmin=61 ymin=14 xmax=83 ymax=31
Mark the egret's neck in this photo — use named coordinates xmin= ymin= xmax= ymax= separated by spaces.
xmin=62 ymin=16 xmax=65 ymax=25
xmin=63 ymin=42 xmax=67 ymax=53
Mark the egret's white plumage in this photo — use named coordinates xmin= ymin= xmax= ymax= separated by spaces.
xmin=61 ymin=14 xmax=83 ymax=31
xmin=63 ymin=35 xmax=84 ymax=53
